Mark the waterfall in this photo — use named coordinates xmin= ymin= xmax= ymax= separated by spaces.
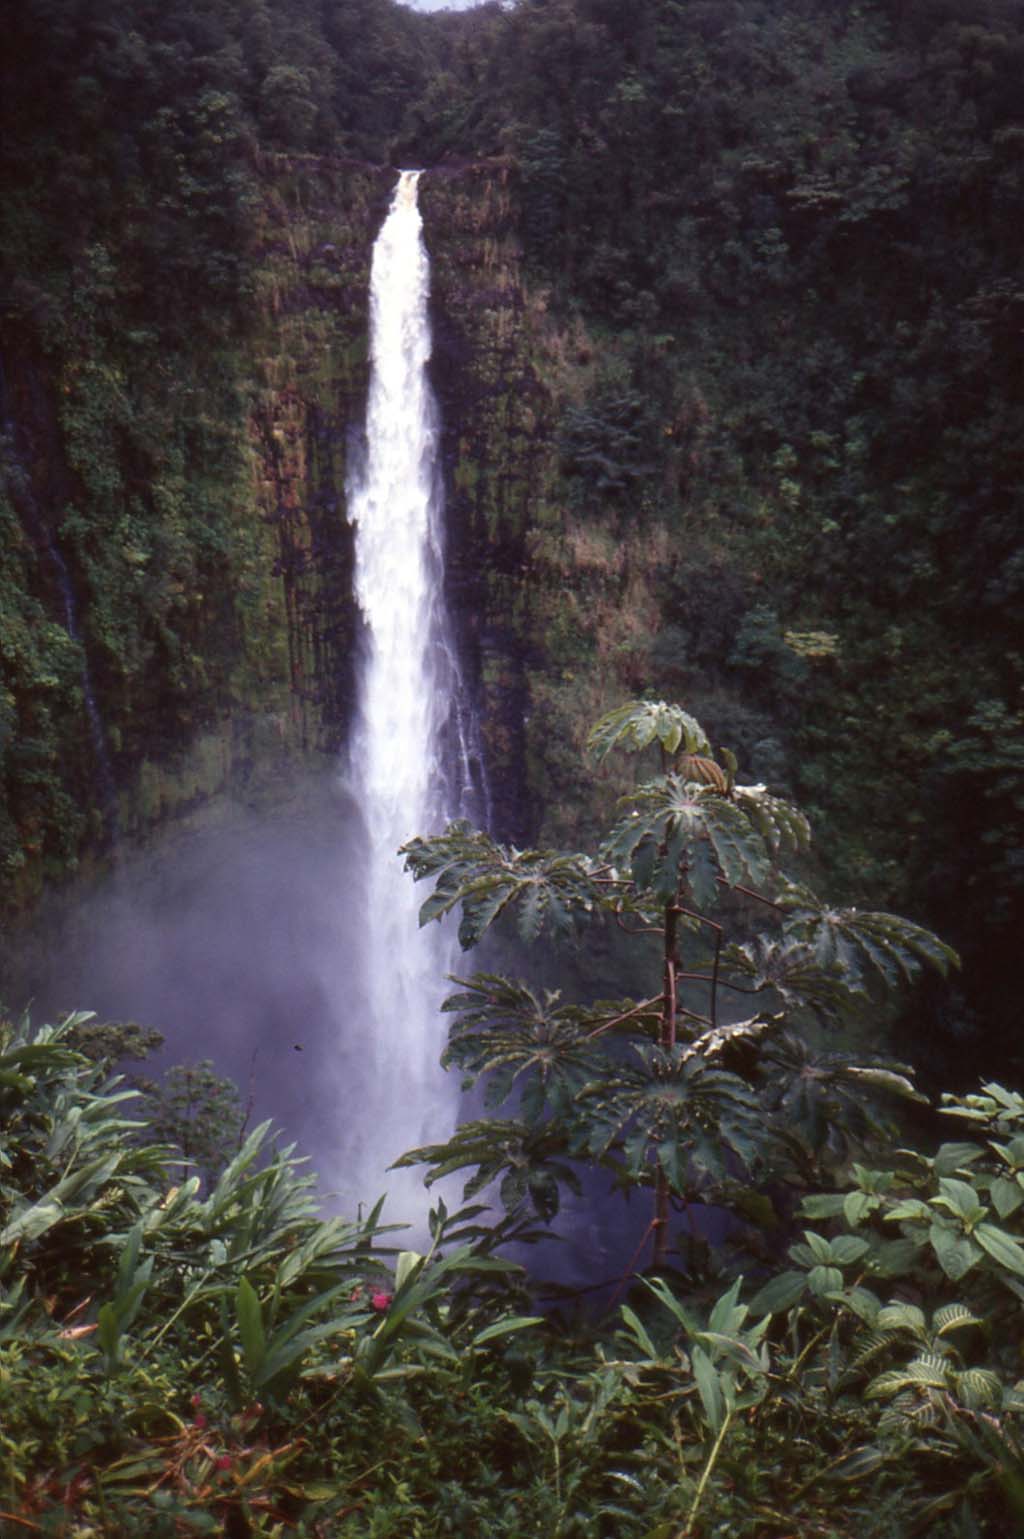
xmin=343 ymin=170 xmax=479 ymax=1220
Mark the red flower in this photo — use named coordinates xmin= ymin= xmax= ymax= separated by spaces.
xmin=216 ymin=1454 xmax=233 ymax=1472
xmin=370 ymin=1290 xmax=393 ymax=1312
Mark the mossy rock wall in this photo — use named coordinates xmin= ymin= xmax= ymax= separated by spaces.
xmin=0 ymin=158 xmax=391 ymax=935
xmin=1 ymin=149 xmax=669 ymax=973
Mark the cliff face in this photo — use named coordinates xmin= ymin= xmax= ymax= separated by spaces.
xmin=424 ymin=163 xmax=558 ymax=842
xmin=0 ymin=155 xmax=587 ymax=949
xmin=426 ymin=162 xmax=680 ymax=847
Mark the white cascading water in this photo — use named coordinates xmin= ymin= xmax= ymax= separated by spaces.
xmin=344 ymin=170 xmax=471 ymax=1221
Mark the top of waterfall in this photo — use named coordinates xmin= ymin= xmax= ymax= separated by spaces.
xmin=395 ymin=169 xmax=424 ymax=207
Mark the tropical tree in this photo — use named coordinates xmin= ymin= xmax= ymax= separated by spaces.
xmin=397 ymin=700 xmax=957 ymax=1271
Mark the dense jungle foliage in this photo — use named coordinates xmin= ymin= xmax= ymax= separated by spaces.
xmin=3 ymin=705 xmax=1024 ymax=1537
xmin=2 ymin=0 xmax=1022 ymax=1084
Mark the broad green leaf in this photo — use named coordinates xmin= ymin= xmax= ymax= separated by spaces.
xmin=841 ymin=1067 xmax=926 ymax=1103
xmin=690 ymin=1343 xmax=726 ymax=1432
xmin=780 ymin=886 xmax=958 ymax=990
xmin=236 ymin=1277 xmax=266 ymax=1376
xmin=640 ymin=1275 xmax=700 ymax=1335
xmin=975 ymin=1221 xmax=1024 ymax=1277
xmin=876 ymin=1303 xmax=926 ymax=1334
xmin=832 ymin=1446 xmax=888 ymax=1480
xmin=0 ymin=1070 xmax=33 ymax=1092
xmin=403 ymin=827 xmax=603 ymax=949
xmin=748 ymin=1270 xmax=806 ymax=1315
xmin=620 ymin=1305 xmax=659 ymax=1360
xmin=955 ymin=1367 xmax=1003 ymax=1409
xmin=587 ymin=701 xmax=711 ymax=765
xmin=1 ymin=1200 xmax=65 ymax=1244
xmin=840 ymin=1286 xmax=881 ymax=1324
xmin=933 ymin=1303 xmax=981 ymax=1335
xmin=707 ymin=1277 xmax=746 ymax=1336
xmin=697 ymin=1331 xmax=766 ymax=1374
xmin=885 ymin=1198 xmax=930 ymax=1222
xmin=843 ymin=1191 xmax=877 ymax=1227
xmin=802 ymin=1193 xmax=847 ymax=1220
xmin=395 ymin=1251 xmax=425 ymax=1292
xmin=871 ymin=1237 xmax=925 ymax=1276
xmin=928 ymin=1220 xmax=981 ymax=1281
xmin=831 ymin=1234 xmax=870 ymax=1266
xmin=989 ymin=1176 xmax=1024 ymax=1219
xmin=807 ymin=1264 xmax=844 ymax=1297
xmin=933 ymin=1176 xmax=986 ymax=1224
xmin=471 ymin=1316 xmax=543 ymax=1349
xmin=97 ymin=1302 xmax=122 ymax=1365
xmin=800 ymin=1230 xmax=833 ymax=1264
xmin=932 ymin=1141 xmax=985 ymax=1176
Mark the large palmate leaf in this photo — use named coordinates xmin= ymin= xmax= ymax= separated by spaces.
xmin=779 ymin=883 xmax=959 ymax=993
xmin=689 ymin=1012 xmax=785 ymax=1066
xmin=402 ymin=823 xmax=607 ymax=948
xmin=440 ymin=974 xmax=602 ymax=1120
xmin=392 ymin=1117 xmax=580 ymax=1222
xmin=577 ymin=1042 xmax=765 ymax=1193
xmin=603 ymin=775 xmax=771 ymax=906
xmin=587 ymin=699 xmax=711 ymax=764
xmin=731 ymin=783 xmax=811 ymax=856
xmin=760 ymin=1031 xmax=924 ymax=1169
xmin=723 ymin=936 xmax=851 ymax=1020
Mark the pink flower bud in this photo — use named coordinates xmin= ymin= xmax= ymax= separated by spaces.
xmin=370 ymin=1291 xmax=393 ymax=1312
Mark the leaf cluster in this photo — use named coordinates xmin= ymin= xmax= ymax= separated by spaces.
xmin=400 ymin=701 xmax=953 ymax=1235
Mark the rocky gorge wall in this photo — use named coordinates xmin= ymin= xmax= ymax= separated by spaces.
xmin=1 ymin=152 xmax=607 ymax=976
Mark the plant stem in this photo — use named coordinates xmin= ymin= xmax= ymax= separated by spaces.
xmin=682 ymin=1409 xmax=732 ymax=1537
xmin=715 ymin=877 xmax=784 ymax=910
xmin=604 ymin=1215 xmax=660 ymax=1315
xmin=135 ymin=1268 xmax=215 ymax=1362
xmin=653 ymin=897 xmax=681 ymax=1271
xmin=586 ymin=995 xmax=664 ymax=1040
xmin=663 ymin=903 xmax=679 ymax=1051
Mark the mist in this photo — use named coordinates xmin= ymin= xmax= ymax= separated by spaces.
xmin=14 ymin=776 xmax=458 ymax=1235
